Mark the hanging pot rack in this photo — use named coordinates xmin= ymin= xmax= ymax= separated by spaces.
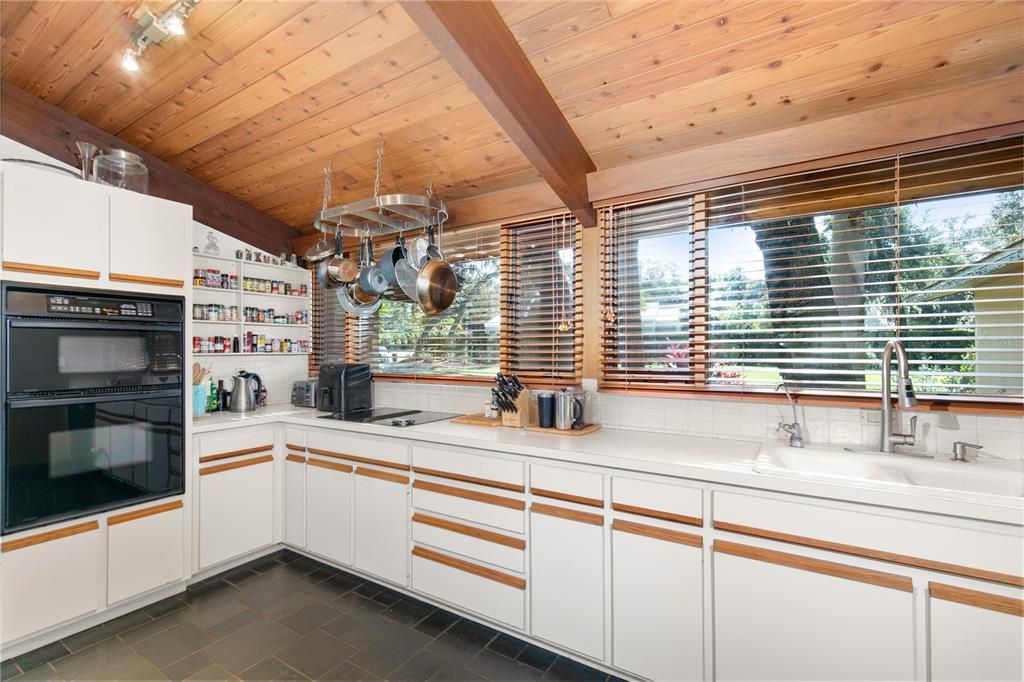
xmin=313 ymin=193 xmax=448 ymax=238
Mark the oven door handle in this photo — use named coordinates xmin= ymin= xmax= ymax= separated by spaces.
xmin=7 ymin=389 xmax=182 ymax=409
xmin=7 ymin=319 xmax=182 ymax=333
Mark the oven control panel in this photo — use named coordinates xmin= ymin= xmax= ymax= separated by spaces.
xmin=47 ymin=295 xmax=154 ymax=317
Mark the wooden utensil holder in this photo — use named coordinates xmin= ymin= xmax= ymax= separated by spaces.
xmin=501 ymin=391 xmax=531 ymax=427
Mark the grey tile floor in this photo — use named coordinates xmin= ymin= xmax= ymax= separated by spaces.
xmin=3 ymin=550 xmax=620 ymax=681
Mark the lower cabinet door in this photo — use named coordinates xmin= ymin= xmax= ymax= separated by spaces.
xmin=612 ymin=521 xmax=703 ymax=681
xmin=306 ymin=459 xmax=353 ymax=565
xmin=713 ymin=540 xmax=915 ymax=681
xmin=198 ymin=456 xmax=274 ymax=569
xmin=1 ymin=521 xmax=101 ymax=642
xmin=529 ymin=504 xmax=605 ymax=660
xmin=353 ymin=467 xmax=410 ymax=585
xmin=928 ymin=582 xmax=1023 ymax=682
xmin=108 ymin=501 xmax=185 ymax=604
xmin=284 ymin=457 xmax=307 ymax=548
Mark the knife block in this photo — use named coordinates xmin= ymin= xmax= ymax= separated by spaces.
xmin=501 ymin=391 xmax=531 ymax=428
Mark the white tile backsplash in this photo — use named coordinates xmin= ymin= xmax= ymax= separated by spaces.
xmin=372 ymin=381 xmax=1024 ymax=460
xmin=198 ymin=354 xmax=309 ymax=407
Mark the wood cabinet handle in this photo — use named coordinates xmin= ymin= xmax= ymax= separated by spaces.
xmin=2 ymin=261 xmax=100 ymax=279
xmin=413 ymin=480 xmax=524 ymax=510
xmin=612 ymin=502 xmax=702 ymax=527
xmin=200 ymin=454 xmax=273 ymax=476
xmin=309 ymin=458 xmax=353 ymax=474
xmin=2 ymin=520 xmax=99 ymax=552
xmin=714 ymin=539 xmax=913 ymax=592
xmin=413 ymin=513 xmax=526 ymax=549
xmin=199 ymin=445 xmax=274 ymax=463
xmin=612 ymin=519 xmax=701 ymax=547
xmin=109 ymin=273 xmax=184 ymax=288
xmin=531 ymin=487 xmax=603 ymax=508
xmin=929 ymin=582 xmax=1024 ymax=617
xmin=307 ymin=447 xmax=409 ymax=471
xmin=108 ymin=500 xmax=183 ymax=526
xmin=356 ymin=467 xmax=409 ymax=484
xmin=286 ymin=454 xmax=307 ymax=464
xmin=413 ymin=545 xmax=526 ymax=589
xmin=531 ymin=502 xmax=603 ymax=526
xmin=412 ymin=466 xmax=525 ymax=493
xmin=285 ymin=443 xmax=306 ymax=452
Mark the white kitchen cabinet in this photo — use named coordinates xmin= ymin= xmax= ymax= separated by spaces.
xmin=713 ymin=540 xmax=915 ymax=681
xmin=198 ymin=455 xmax=274 ymax=569
xmin=929 ymin=582 xmax=1023 ymax=682
xmin=353 ymin=467 xmax=410 ymax=586
xmin=1 ymin=520 xmax=101 ymax=643
xmin=107 ymin=500 xmax=185 ymax=604
xmin=530 ymin=504 xmax=605 ymax=660
xmin=306 ymin=459 xmax=353 ymax=565
xmin=108 ymin=188 xmax=190 ymax=288
xmin=611 ymin=521 xmax=703 ymax=681
xmin=1 ymin=162 xmax=107 ymax=278
xmin=284 ymin=455 xmax=307 ymax=548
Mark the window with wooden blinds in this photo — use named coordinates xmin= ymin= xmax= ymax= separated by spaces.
xmin=601 ymin=196 xmax=698 ymax=390
xmin=346 ymin=225 xmax=501 ymax=378
xmin=501 ymin=214 xmax=582 ymax=386
xmin=310 ymin=273 xmax=345 ymax=377
xmin=602 ymin=135 xmax=1024 ymax=400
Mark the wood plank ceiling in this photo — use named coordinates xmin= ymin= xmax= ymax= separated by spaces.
xmin=2 ymin=0 xmax=1021 ymax=233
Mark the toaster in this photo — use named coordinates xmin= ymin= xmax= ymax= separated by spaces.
xmin=290 ymin=378 xmax=318 ymax=407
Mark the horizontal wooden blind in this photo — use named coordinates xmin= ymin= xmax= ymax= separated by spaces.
xmin=601 ymin=196 xmax=697 ymax=389
xmin=501 ymin=214 xmax=582 ymax=386
xmin=311 ymin=273 xmax=346 ymax=377
xmin=703 ymin=135 xmax=1023 ymax=397
xmin=347 ymin=225 xmax=501 ymax=378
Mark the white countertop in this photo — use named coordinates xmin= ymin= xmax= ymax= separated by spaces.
xmin=193 ymin=405 xmax=1024 ymax=526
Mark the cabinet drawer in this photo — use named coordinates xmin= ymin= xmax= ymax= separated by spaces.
xmin=284 ymin=427 xmax=307 ymax=452
xmin=412 ymin=546 xmax=525 ymax=629
xmin=612 ymin=476 xmax=702 ymax=526
xmin=307 ymin=430 xmax=409 ymax=470
xmin=413 ymin=480 xmax=525 ymax=533
xmin=713 ymin=490 xmax=1024 ymax=587
xmin=413 ymin=513 xmax=525 ymax=573
xmin=107 ymin=500 xmax=185 ymax=604
xmin=198 ymin=427 xmax=276 ymax=462
xmin=530 ymin=464 xmax=603 ymax=507
xmin=412 ymin=445 xmax=525 ymax=492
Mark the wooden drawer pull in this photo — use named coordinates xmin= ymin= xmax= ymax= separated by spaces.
xmin=413 ymin=513 xmax=526 ymax=549
xmin=412 ymin=466 xmax=525 ymax=493
xmin=199 ymin=445 xmax=274 ymax=463
xmin=612 ymin=502 xmax=702 ymax=527
xmin=200 ymin=454 xmax=273 ymax=476
xmin=531 ymin=487 xmax=602 ymax=508
xmin=2 ymin=520 xmax=99 ymax=552
xmin=307 ymin=447 xmax=409 ymax=471
xmin=714 ymin=539 xmax=913 ymax=592
xmin=109 ymin=272 xmax=184 ymax=288
xmin=714 ymin=520 xmax=1024 ymax=588
xmin=108 ymin=500 xmax=183 ymax=526
xmin=613 ymin=519 xmax=701 ymax=547
xmin=414 ymin=480 xmax=524 ymax=510
xmin=930 ymin=582 xmax=1024 ymax=617
xmin=2 ymin=261 xmax=100 ymax=279
xmin=413 ymin=545 xmax=526 ymax=589
xmin=286 ymin=454 xmax=307 ymax=464
xmin=357 ymin=467 xmax=409 ymax=484
xmin=531 ymin=502 xmax=603 ymax=526
xmin=309 ymin=458 xmax=352 ymax=474
xmin=285 ymin=443 xmax=306 ymax=452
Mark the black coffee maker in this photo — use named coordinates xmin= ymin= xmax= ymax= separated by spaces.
xmin=316 ymin=363 xmax=371 ymax=413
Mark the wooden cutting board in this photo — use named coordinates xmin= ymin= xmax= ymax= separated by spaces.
xmin=524 ymin=423 xmax=601 ymax=437
xmin=450 ymin=413 xmax=503 ymax=427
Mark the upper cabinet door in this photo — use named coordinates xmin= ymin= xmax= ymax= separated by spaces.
xmin=109 ymin=188 xmax=190 ymax=288
xmin=1 ymin=163 xmax=107 ymax=279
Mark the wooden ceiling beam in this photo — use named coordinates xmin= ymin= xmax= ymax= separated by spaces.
xmin=0 ymin=80 xmax=298 ymax=255
xmin=400 ymin=0 xmax=597 ymax=227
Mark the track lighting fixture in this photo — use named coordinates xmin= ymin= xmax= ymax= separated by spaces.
xmin=121 ymin=0 xmax=200 ymax=72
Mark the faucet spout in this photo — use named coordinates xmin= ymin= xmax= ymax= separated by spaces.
xmin=881 ymin=340 xmax=918 ymax=453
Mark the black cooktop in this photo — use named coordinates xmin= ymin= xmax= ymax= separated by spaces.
xmin=318 ymin=408 xmax=458 ymax=427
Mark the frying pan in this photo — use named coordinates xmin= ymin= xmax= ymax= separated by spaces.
xmin=304 ymin=222 xmax=334 ymax=263
xmin=358 ymin=238 xmax=389 ymax=294
xmin=395 ymin=242 xmax=420 ymax=300
xmin=336 ymin=283 xmax=381 ymax=317
xmin=415 ymin=257 xmax=458 ymax=315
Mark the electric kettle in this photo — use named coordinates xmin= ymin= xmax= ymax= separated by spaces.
xmin=228 ymin=371 xmax=264 ymax=413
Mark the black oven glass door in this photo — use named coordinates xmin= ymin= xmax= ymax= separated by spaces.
xmin=3 ymin=391 xmax=184 ymax=533
xmin=6 ymin=320 xmax=182 ymax=395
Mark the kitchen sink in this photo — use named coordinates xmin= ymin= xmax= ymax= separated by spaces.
xmin=755 ymin=444 xmax=1024 ymax=498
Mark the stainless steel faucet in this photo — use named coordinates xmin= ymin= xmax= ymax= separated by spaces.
xmin=776 ymin=383 xmax=804 ymax=448
xmin=880 ymin=339 xmax=918 ymax=453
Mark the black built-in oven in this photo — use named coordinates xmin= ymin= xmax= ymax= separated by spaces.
xmin=1 ymin=283 xmax=185 ymax=534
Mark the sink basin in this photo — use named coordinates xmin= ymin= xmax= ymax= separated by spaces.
xmin=755 ymin=444 xmax=1024 ymax=498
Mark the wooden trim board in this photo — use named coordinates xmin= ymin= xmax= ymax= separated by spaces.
xmin=612 ymin=502 xmax=702 ymax=527
xmin=285 ymin=444 xmax=307 ymax=452
xmin=2 ymin=520 xmax=99 ymax=552
xmin=199 ymin=445 xmax=275 ymax=463
xmin=714 ymin=539 xmax=913 ymax=592
xmin=109 ymin=273 xmax=185 ymax=288
xmin=929 ymin=582 xmax=1024 ymax=617
xmin=306 ymin=447 xmax=409 ymax=471
xmin=612 ymin=519 xmax=702 ymax=547
xmin=530 ymin=487 xmax=603 ymax=508
xmin=356 ymin=467 xmax=409 ymax=485
xmin=1 ymin=261 xmax=101 ymax=279
xmin=413 ymin=480 xmax=525 ymax=510
xmin=413 ymin=513 xmax=526 ymax=550
xmin=531 ymin=502 xmax=603 ymax=526
xmin=308 ymin=458 xmax=353 ymax=474
xmin=413 ymin=545 xmax=526 ymax=589
xmin=286 ymin=454 xmax=307 ymax=464
xmin=199 ymin=454 xmax=273 ymax=476
xmin=108 ymin=500 xmax=183 ymax=526
xmin=412 ymin=466 xmax=525 ymax=493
